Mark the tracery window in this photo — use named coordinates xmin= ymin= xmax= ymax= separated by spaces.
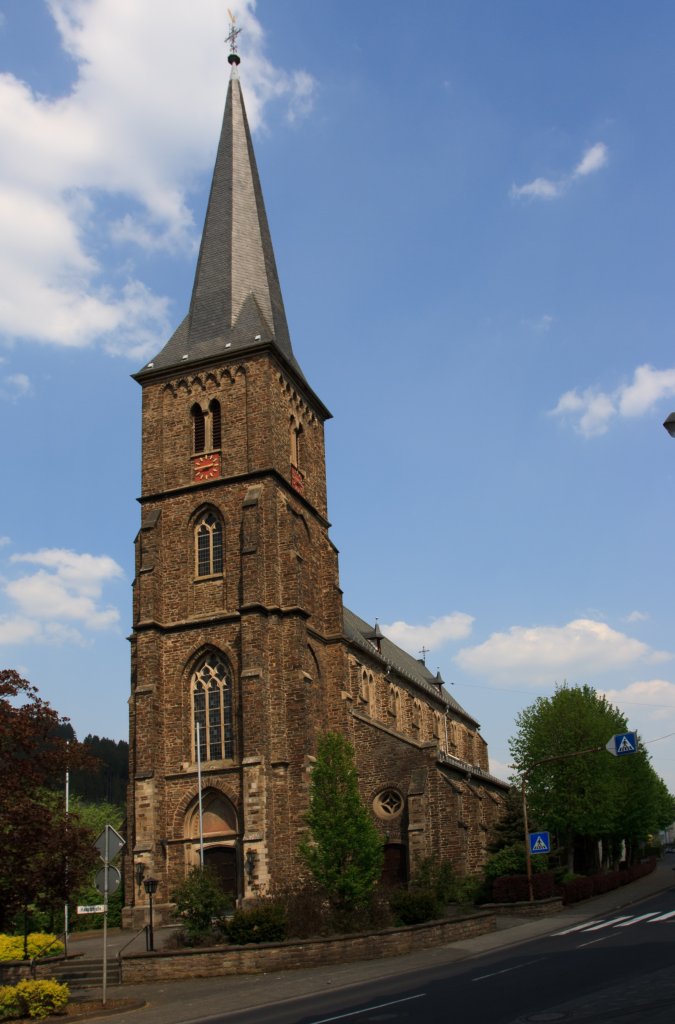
xmin=192 ymin=653 xmax=234 ymax=761
xmin=373 ymin=789 xmax=404 ymax=820
xmin=196 ymin=511 xmax=223 ymax=577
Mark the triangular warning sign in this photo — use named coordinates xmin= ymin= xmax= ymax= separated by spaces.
xmin=617 ymin=735 xmax=635 ymax=753
xmin=532 ymin=836 xmax=548 ymax=852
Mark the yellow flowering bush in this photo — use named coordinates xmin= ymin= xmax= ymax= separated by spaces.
xmin=0 ymin=935 xmax=64 ymax=962
xmin=0 ymin=979 xmax=69 ymax=1020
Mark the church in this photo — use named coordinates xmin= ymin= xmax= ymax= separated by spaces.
xmin=123 ymin=42 xmax=507 ymax=926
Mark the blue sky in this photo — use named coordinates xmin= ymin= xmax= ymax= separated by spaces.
xmin=2 ymin=0 xmax=675 ymax=797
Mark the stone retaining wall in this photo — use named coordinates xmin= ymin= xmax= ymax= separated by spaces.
xmin=482 ymin=897 xmax=564 ymax=917
xmin=121 ymin=912 xmax=496 ymax=984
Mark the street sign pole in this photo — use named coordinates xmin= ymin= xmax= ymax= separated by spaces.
xmin=102 ymin=826 xmax=108 ymax=1007
xmin=93 ymin=825 xmax=125 ymax=1008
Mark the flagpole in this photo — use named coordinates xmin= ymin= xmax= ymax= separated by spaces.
xmin=196 ymin=721 xmax=204 ymax=869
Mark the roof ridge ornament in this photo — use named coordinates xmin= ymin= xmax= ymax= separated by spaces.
xmin=226 ymin=8 xmax=242 ymax=66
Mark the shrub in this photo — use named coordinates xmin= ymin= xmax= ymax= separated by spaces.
xmin=491 ymin=872 xmax=556 ymax=903
xmin=171 ymin=868 xmax=232 ymax=945
xmin=224 ymin=903 xmax=287 ymax=945
xmin=0 ymin=985 xmax=22 ymax=1021
xmin=0 ymin=934 xmax=64 ymax=962
xmin=389 ymin=889 xmax=440 ymax=926
xmin=560 ymin=875 xmax=595 ymax=904
xmin=0 ymin=979 xmax=68 ymax=1020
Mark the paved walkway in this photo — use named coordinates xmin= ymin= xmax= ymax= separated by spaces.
xmin=67 ymin=857 xmax=675 ymax=1023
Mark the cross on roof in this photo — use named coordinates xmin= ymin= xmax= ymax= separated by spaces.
xmin=419 ymin=646 xmax=430 ymax=664
xmin=226 ymin=9 xmax=242 ymax=55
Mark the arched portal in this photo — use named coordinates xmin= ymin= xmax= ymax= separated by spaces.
xmin=185 ymin=789 xmax=240 ymax=897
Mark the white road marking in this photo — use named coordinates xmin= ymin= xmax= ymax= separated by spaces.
xmin=551 ymin=920 xmax=603 ymax=935
xmin=649 ymin=909 xmax=675 ymax=921
xmin=613 ymin=912 xmax=661 ymax=927
xmin=473 ymin=958 xmax=544 ymax=982
xmin=577 ymin=936 xmax=610 ymax=948
xmin=308 ymin=993 xmax=426 ymax=1023
xmin=582 ymin=916 xmax=632 ymax=931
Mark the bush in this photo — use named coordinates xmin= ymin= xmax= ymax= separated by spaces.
xmin=0 ymin=979 xmax=68 ymax=1020
xmin=491 ymin=872 xmax=556 ymax=903
xmin=224 ymin=903 xmax=287 ymax=945
xmin=0 ymin=935 xmax=64 ymax=962
xmin=0 ymin=985 xmax=22 ymax=1021
xmin=389 ymin=889 xmax=440 ymax=925
xmin=171 ymin=868 xmax=232 ymax=945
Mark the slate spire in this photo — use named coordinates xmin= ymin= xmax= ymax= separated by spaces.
xmin=138 ymin=54 xmax=303 ymax=380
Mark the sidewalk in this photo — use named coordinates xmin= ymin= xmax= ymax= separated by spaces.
xmin=68 ymin=858 xmax=675 ymax=1024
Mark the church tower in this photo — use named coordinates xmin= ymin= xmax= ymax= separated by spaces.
xmin=125 ymin=37 xmax=507 ymax=927
xmin=125 ymin=46 xmax=345 ymax=923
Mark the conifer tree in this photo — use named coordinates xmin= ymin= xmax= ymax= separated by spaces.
xmin=299 ymin=732 xmax=383 ymax=918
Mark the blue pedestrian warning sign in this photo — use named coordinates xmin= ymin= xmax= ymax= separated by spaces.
xmin=605 ymin=732 xmax=638 ymax=757
xmin=529 ymin=831 xmax=550 ymax=855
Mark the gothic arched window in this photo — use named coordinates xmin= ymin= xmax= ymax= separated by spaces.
xmin=192 ymin=653 xmax=234 ymax=761
xmin=290 ymin=418 xmax=303 ymax=468
xmin=209 ymin=399 xmax=222 ymax=450
xmin=192 ymin=404 xmax=206 ymax=453
xmin=195 ymin=511 xmax=223 ymax=577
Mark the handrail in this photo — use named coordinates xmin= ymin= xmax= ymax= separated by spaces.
xmin=116 ymin=925 xmax=148 ymax=964
xmin=29 ymin=931 xmax=67 ymax=978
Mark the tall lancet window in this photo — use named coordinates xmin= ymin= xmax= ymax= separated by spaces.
xmin=196 ymin=511 xmax=223 ymax=577
xmin=209 ymin=399 xmax=222 ymax=450
xmin=192 ymin=404 xmax=206 ymax=453
xmin=192 ymin=652 xmax=234 ymax=761
xmin=290 ymin=418 xmax=303 ymax=468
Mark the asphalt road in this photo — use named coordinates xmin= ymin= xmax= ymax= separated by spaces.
xmin=188 ymin=889 xmax=675 ymax=1024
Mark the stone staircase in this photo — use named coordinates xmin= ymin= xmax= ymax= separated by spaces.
xmin=35 ymin=956 xmax=121 ymax=990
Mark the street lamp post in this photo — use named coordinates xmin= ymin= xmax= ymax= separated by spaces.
xmin=143 ymin=877 xmax=158 ymax=952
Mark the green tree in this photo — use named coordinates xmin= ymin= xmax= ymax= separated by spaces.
xmin=298 ymin=732 xmax=383 ymax=922
xmin=509 ymin=683 xmax=675 ymax=872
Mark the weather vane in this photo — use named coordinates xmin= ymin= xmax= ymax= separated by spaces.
xmin=226 ymin=9 xmax=242 ymax=63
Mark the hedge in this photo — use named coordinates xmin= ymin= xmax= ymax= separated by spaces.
xmin=491 ymin=857 xmax=657 ymax=905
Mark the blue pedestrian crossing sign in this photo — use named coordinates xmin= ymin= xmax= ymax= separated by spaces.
xmin=605 ymin=732 xmax=639 ymax=757
xmin=529 ymin=831 xmax=550 ymax=855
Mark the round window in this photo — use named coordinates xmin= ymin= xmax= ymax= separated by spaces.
xmin=373 ymin=789 xmax=403 ymax=819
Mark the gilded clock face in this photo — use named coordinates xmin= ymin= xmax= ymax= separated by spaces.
xmin=193 ymin=453 xmax=220 ymax=481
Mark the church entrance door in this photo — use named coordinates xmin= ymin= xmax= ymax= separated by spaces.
xmin=381 ymin=843 xmax=407 ymax=887
xmin=203 ymin=846 xmax=238 ymax=899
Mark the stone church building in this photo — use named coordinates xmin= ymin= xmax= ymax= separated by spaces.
xmin=124 ymin=49 xmax=507 ymax=925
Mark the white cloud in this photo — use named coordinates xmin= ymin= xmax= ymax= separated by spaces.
xmin=510 ymin=177 xmax=561 ymax=200
xmin=551 ymin=363 xmax=675 ymax=437
xmin=600 ymin=679 xmax=675 ymax=724
xmin=625 ymin=610 xmax=649 ymax=624
xmin=573 ymin=142 xmax=609 ymax=177
xmin=1 ymin=547 xmax=124 ymax=641
xmin=511 ymin=140 xmax=608 ymax=201
xmin=0 ymin=0 xmax=317 ymax=356
xmin=380 ymin=612 xmax=474 ymax=657
xmin=488 ymin=757 xmax=512 ymax=781
xmin=455 ymin=618 xmax=669 ymax=686
xmin=0 ymin=537 xmax=10 ymax=547
xmin=1 ymin=373 xmax=32 ymax=400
